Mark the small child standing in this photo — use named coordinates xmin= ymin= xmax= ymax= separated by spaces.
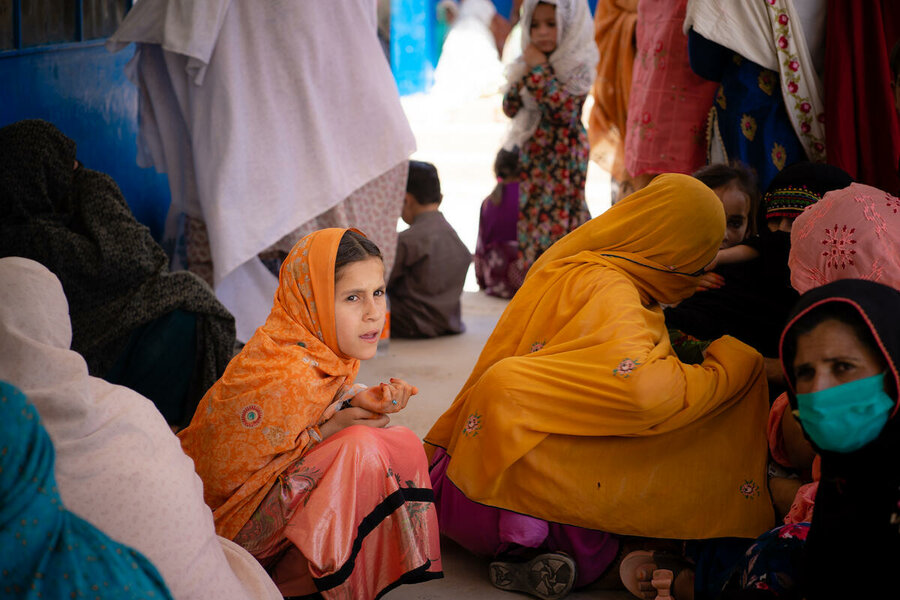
xmin=502 ymin=0 xmax=597 ymax=276
xmin=388 ymin=161 xmax=472 ymax=338
xmin=475 ymin=147 xmax=522 ymax=298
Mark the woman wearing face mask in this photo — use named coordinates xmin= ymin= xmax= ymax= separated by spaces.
xmin=766 ymin=182 xmax=900 ymax=524
xmin=719 ymin=279 xmax=900 ymax=599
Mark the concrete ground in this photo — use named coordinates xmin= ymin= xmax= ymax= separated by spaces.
xmin=358 ymin=90 xmax=631 ymax=598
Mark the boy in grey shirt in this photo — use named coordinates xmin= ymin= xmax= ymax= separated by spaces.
xmin=388 ymin=161 xmax=472 ymax=338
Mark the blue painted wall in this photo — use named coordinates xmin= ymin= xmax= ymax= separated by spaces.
xmin=0 ymin=42 xmax=171 ymax=240
xmin=390 ymin=0 xmax=437 ymax=95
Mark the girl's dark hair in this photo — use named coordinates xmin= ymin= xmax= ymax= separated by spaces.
xmin=693 ymin=162 xmax=761 ymax=236
xmin=490 ymin=147 xmax=520 ymax=205
xmin=335 ymin=230 xmax=382 ymax=278
xmin=494 ymin=147 xmax=520 ymax=181
xmin=782 ymin=301 xmax=886 ymax=379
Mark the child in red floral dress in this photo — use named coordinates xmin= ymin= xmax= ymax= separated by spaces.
xmin=502 ymin=0 xmax=597 ymax=276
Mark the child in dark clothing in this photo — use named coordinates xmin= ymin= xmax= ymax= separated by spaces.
xmin=387 ymin=161 xmax=472 ymax=338
xmin=664 ymin=163 xmax=781 ymax=354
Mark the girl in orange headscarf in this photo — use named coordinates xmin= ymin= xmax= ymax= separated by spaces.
xmin=425 ymin=174 xmax=774 ymax=598
xmin=179 ymin=229 xmax=442 ymax=599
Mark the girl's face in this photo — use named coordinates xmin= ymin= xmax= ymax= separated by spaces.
xmin=530 ymin=3 xmax=558 ymax=55
xmin=334 ymin=257 xmax=386 ymax=360
xmin=715 ymin=183 xmax=750 ymax=248
xmin=793 ymin=319 xmax=885 ymax=395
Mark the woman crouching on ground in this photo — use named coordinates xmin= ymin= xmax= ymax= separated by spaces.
xmin=426 ymin=174 xmax=773 ymax=599
xmin=179 ymin=229 xmax=442 ymax=598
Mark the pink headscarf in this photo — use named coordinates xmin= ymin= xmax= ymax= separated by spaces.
xmin=789 ymin=182 xmax=900 ymax=294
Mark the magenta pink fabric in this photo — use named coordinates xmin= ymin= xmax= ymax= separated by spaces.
xmin=785 ymin=481 xmax=818 ymax=525
xmin=430 ymin=449 xmax=619 ymax=588
xmin=475 ymin=182 xmax=524 ymax=298
xmin=623 ymin=0 xmax=718 ymax=178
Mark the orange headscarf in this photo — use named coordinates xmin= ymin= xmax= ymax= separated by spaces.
xmin=588 ymin=0 xmax=637 ymax=182
xmin=179 ymin=228 xmax=361 ymax=539
xmin=425 ymin=174 xmax=774 ymax=539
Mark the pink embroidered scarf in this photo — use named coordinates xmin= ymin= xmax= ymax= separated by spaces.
xmin=789 ymin=182 xmax=900 ymax=294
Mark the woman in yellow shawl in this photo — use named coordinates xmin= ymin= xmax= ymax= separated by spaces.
xmin=179 ymin=229 xmax=442 ymax=599
xmin=425 ymin=174 xmax=774 ymax=598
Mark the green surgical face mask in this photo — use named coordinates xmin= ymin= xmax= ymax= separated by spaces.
xmin=794 ymin=372 xmax=894 ymax=453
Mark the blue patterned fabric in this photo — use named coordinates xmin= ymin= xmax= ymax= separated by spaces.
xmin=0 ymin=381 xmax=173 ymax=600
xmin=689 ymin=30 xmax=807 ymax=191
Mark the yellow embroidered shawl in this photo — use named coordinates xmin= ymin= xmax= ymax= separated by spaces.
xmin=425 ymin=174 xmax=774 ymax=539
xmin=179 ymin=229 xmax=359 ymax=539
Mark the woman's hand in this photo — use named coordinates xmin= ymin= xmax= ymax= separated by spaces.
xmin=523 ymin=43 xmax=548 ymax=68
xmin=319 ymin=407 xmax=390 ymax=440
xmin=351 ymin=378 xmax=419 ymax=414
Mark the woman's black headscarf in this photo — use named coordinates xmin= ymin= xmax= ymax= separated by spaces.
xmin=0 ymin=119 xmax=235 ymax=426
xmin=777 ymin=278 xmax=900 ymax=599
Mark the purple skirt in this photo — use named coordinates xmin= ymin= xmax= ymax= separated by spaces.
xmin=430 ymin=448 xmax=619 ymax=587
xmin=475 ymin=183 xmax=524 ymax=299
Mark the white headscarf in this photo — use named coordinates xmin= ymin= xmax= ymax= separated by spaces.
xmin=0 ymin=257 xmax=280 ymax=600
xmin=503 ymin=0 xmax=598 ymax=149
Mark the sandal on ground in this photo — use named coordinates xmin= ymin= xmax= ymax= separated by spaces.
xmin=619 ymin=550 xmax=693 ymax=600
xmin=489 ymin=552 xmax=578 ymax=600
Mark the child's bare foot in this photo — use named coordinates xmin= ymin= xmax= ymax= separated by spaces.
xmin=620 ymin=551 xmax=695 ymax=600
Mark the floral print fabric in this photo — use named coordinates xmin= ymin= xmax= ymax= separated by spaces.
xmin=503 ymin=64 xmax=592 ymax=277
xmin=763 ymin=0 xmax=826 ymax=162
xmin=706 ymin=50 xmax=806 ymax=191
xmin=269 ymin=162 xmax=408 ymax=278
xmin=724 ymin=522 xmax=809 ymax=598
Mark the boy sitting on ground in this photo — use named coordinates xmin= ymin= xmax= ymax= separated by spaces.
xmin=388 ymin=161 xmax=472 ymax=338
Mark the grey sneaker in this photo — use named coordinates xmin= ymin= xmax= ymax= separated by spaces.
xmin=489 ymin=552 xmax=577 ymax=600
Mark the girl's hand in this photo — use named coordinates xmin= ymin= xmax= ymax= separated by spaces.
xmin=320 ymin=407 xmax=390 ymax=440
xmin=523 ymin=44 xmax=548 ymax=68
xmin=383 ymin=378 xmax=418 ymax=413
xmin=351 ymin=378 xmax=419 ymax=414
xmin=695 ymin=271 xmax=724 ymax=291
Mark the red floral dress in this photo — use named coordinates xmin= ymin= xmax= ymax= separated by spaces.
xmin=503 ymin=63 xmax=592 ymax=276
